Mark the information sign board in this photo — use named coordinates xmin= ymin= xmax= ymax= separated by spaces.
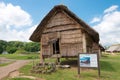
xmin=79 ymin=54 xmax=98 ymax=68
xmin=78 ymin=53 xmax=100 ymax=77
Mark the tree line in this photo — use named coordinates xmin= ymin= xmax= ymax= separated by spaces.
xmin=0 ymin=40 xmax=40 ymax=54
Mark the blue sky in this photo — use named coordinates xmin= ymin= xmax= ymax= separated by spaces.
xmin=0 ymin=0 xmax=120 ymax=46
xmin=3 ymin=0 xmax=120 ymax=24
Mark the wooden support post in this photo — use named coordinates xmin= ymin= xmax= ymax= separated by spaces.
xmin=40 ymin=38 xmax=44 ymax=64
xmin=97 ymin=52 xmax=100 ymax=77
xmin=57 ymin=57 xmax=60 ymax=63
xmin=78 ymin=53 xmax=80 ymax=75
xmin=98 ymin=48 xmax=101 ymax=58
xmin=82 ymin=33 xmax=87 ymax=53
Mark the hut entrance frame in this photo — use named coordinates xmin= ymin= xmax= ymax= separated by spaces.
xmin=53 ymin=39 xmax=60 ymax=55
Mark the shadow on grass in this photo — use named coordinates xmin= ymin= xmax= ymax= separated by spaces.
xmin=60 ymin=59 xmax=78 ymax=67
xmin=101 ymin=55 xmax=108 ymax=58
xmin=100 ymin=61 xmax=115 ymax=72
xmin=60 ymin=58 xmax=116 ymax=72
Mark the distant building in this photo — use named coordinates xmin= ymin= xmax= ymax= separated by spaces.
xmin=2 ymin=51 xmax=8 ymax=54
xmin=106 ymin=44 xmax=120 ymax=53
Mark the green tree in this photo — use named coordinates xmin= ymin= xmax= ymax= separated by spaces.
xmin=0 ymin=45 xmax=3 ymax=54
xmin=0 ymin=40 xmax=40 ymax=54
xmin=0 ymin=40 xmax=7 ymax=54
xmin=6 ymin=46 xmax=17 ymax=54
xmin=6 ymin=41 xmax=24 ymax=54
xmin=24 ymin=42 xmax=40 ymax=52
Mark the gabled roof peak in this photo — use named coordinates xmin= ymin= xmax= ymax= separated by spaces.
xmin=54 ymin=4 xmax=67 ymax=8
xmin=53 ymin=4 xmax=68 ymax=11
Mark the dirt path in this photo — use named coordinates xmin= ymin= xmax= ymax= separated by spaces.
xmin=0 ymin=60 xmax=30 ymax=79
xmin=0 ymin=57 xmax=15 ymax=64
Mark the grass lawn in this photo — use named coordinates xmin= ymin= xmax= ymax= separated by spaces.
xmin=2 ymin=53 xmax=120 ymax=80
xmin=16 ymin=53 xmax=120 ymax=80
xmin=0 ymin=53 xmax=39 ymax=60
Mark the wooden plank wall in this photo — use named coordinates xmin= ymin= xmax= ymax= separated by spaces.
xmin=61 ymin=43 xmax=83 ymax=57
xmin=41 ymin=11 xmax=85 ymax=57
xmin=92 ymin=43 xmax=99 ymax=53
xmin=61 ymin=30 xmax=82 ymax=44
xmin=86 ymin=33 xmax=93 ymax=53
xmin=42 ymin=45 xmax=51 ymax=56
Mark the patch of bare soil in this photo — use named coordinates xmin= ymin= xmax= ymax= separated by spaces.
xmin=8 ymin=70 xmax=45 ymax=80
xmin=0 ymin=57 xmax=15 ymax=64
xmin=8 ymin=70 xmax=20 ymax=78
xmin=0 ymin=60 xmax=30 ymax=79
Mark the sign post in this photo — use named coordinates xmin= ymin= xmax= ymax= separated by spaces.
xmin=78 ymin=53 xmax=100 ymax=77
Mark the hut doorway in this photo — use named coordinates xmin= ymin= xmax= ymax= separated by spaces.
xmin=53 ymin=39 xmax=60 ymax=54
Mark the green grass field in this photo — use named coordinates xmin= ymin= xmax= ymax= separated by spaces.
xmin=17 ymin=53 xmax=120 ymax=80
xmin=1 ymin=53 xmax=120 ymax=80
xmin=0 ymin=53 xmax=39 ymax=60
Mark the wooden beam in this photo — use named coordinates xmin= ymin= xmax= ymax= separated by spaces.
xmin=98 ymin=47 xmax=101 ymax=58
xmin=40 ymin=38 xmax=44 ymax=64
xmin=82 ymin=33 xmax=87 ymax=53
xmin=46 ymin=23 xmax=76 ymax=29
xmin=43 ymin=28 xmax=81 ymax=34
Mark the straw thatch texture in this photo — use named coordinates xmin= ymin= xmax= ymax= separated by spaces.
xmin=30 ymin=5 xmax=99 ymax=43
xmin=106 ymin=44 xmax=120 ymax=52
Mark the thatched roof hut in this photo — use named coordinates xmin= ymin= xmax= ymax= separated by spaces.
xmin=30 ymin=5 xmax=100 ymax=59
xmin=106 ymin=44 xmax=120 ymax=53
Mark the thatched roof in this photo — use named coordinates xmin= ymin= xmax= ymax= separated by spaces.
xmin=29 ymin=5 xmax=99 ymax=43
xmin=106 ymin=44 xmax=120 ymax=52
xmin=99 ymin=44 xmax=105 ymax=51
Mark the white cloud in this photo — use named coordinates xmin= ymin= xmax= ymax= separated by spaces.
xmin=21 ymin=24 xmax=37 ymax=42
xmin=0 ymin=2 xmax=35 ymax=42
xmin=0 ymin=24 xmax=37 ymax=42
xmin=90 ymin=17 xmax=101 ymax=23
xmin=0 ymin=2 xmax=32 ymax=28
xmin=104 ymin=5 xmax=118 ymax=13
xmin=91 ymin=5 xmax=120 ymax=46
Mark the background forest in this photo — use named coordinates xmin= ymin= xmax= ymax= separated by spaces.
xmin=0 ymin=40 xmax=40 ymax=54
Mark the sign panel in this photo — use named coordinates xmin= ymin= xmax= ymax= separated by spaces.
xmin=78 ymin=53 xmax=100 ymax=76
xmin=79 ymin=54 xmax=98 ymax=67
